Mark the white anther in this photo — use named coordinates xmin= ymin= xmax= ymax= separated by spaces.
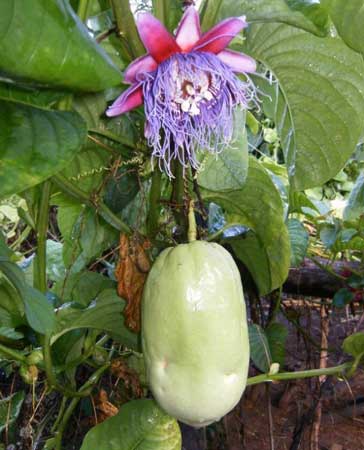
xmin=190 ymin=102 xmax=200 ymax=116
xmin=181 ymin=100 xmax=191 ymax=113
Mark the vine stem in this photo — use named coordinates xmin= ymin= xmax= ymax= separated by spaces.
xmin=53 ymin=363 xmax=110 ymax=450
xmin=88 ymin=128 xmax=136 ymax=150
xmin=147 ymin=168 xmax=162 ymax=238
xmin=246 ymin=362 xmax=351 ymax=386
xmin=171 ymin=160 xmax=187 ymax=239
xmin=34 ymin=181 xmax=51 ymax=293
xmin=52 ymin=173 xmax=132 ymax=234
xmin=77 ymin=0 xmax=91 ymax=22
xmin=110 ymin=0 xmax=145 ymax=58
xmin=0 ymin=343 xmax=26 ymax=363
xmin=188 ymin=201 xmax=197 ymax=242
xmin=152 ymin=0 xmax=166 ymax=22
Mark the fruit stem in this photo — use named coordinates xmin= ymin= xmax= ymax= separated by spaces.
xmin=246 ymin=361 xmax=351 ymax=386
xmin=188 ymin=200 xmax=197 ymax=242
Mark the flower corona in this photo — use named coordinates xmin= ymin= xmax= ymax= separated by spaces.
xmin=106 ymin=7 xmax=257 ymax=175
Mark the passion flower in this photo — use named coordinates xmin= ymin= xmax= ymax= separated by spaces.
xmin=106 ymin=7 xmax=257 ymax=175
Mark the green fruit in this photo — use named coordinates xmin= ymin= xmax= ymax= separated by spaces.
xmin=142 ymin=240 xmax=249 ymax=427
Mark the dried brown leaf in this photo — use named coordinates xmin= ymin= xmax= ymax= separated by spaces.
xmin=92 ymin=389 xmax=119 ymax=424
xmin=115 ymin=234 xmax=151 ymax=333
xmin=111 ymin=359 xmax=144 ymax=398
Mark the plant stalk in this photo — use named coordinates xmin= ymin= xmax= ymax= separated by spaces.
xmin=0 ymin=343 xmax=26 ymax=363
xmin=53 ymin=363 xmax=110 ymax=450
xmin=77 ymin=0 xmax=91 ymax=22
xmin=246 ymin=362 xmax=351 ymax=386
xmin=152 ymin=0 xmax=165 ymax=22
xmin=110 ymin=0 xmax=145 ymax=58
xmin=147 ymin=168 xmax=162 ymax=238
xmin=188 ymin=201 xmax=197 ymax=242
xmin=171 ymin=160 xmax=187 ymax=240
xmin=34 ymin=181 xmax=51 ymax=293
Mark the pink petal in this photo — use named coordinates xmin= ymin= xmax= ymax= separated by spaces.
xmin=175 ymin=6 xmax=201 ymax=52
xmin=193 ymin=16 xmax=248 ymax=54
xmin=124 ymin=54 xmax=158 ymax=83
xmin=217 ymin=49 xmax=256 ymax=73
xmin=137 ymin=12 xmax=181 ymax=63
xmin=106 ymin=84 xmax=143 ymax=117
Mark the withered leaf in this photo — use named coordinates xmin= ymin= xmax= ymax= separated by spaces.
xmin=111 ymin=359 xmax=144 ymax=398
xmin=115 ymin=234 xmax=150 ymax=333
xmin=92 ymin=389 xmax=119 ymax=424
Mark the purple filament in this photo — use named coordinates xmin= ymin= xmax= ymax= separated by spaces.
xmin=139 ymin=51 xmax=257 ymax=176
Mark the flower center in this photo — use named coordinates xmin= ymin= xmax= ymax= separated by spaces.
xmin=169 ymin=58 xmax=216 ymax=116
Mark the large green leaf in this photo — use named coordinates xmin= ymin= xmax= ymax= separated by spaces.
xmin=197 ymin=110 xmax=249 ymax=192
xmin=202 ymin=0 xmax=329 ymax=36
xmin=327 ymin=0 xmax=364 ymax=54
xmin=80 ymin=399 xmax=181 ymax=450
xmin=0 ymin=101 xmax=87 ymax=199
xmin=0 ymin=0 xmax=122 ymax=91
xmin=246 ymin=24 xmax=364 ymax=190
xmin=51 ymin=289 xmax=138 ymax=350
xmin=204 ymin=157 xmax=290 ymax=295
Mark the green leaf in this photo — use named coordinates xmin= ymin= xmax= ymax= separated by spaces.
xmin=52 ymin=289 xmax=138 ymax=350
xmin=246 ymin=24 xmax=364 ymax=190
xmin=0 ymin=0 xmax=122 ymax=91
xmin=46 ymin=240 xmax=66 ymax=283
xmin=53 ymin=270 xmax=115 ymax=306
xmin=0 ymin=327 xmax=23 ymax=340
xmin=0 ymin=277 xmax=24 ymax=326
xmin=0 ymin=82 xmax=66 ymax=108
xmin=288 ymin=218 xmax=309 ymax=267
xmin=197 ymin=110 xmax=249 ymax=192
xmin=249 ymin=322 xmax=287 ymax=372
xmin=327 ymin=0 xmax=364 ymax=54
xmin=289 ymin=190 xmax=319 ymax=215
xmin=204 ymin=157 xmax=290 ymax=295
xmin=343 ymin=172 xmax=364 ymax=221
xmin=0 ymin=101 xmax=87 ymax=199
xmin=319 ymin=222 xmax=340 ymax=250
xmin=248 ymin=324 xmax=272 ymax=372
xmin=80 ymin=399 xmax=181 ymax=450
xmin=265 ymin=322 xmax=288 ymax=367
xmin=342 ymin=332 xmax=364 ymax=359
xmin=0 ymin=260 xmax=55 ymax=334
xmin=104 ymin=167 xmax=140 ymax=214
xmin=0 ymin=391 xmax=25 ymax=433
xmin=333 ymin=288 xmax=354 ymax=308
xmin=215 ymin=0 xmax=329 ymax=36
